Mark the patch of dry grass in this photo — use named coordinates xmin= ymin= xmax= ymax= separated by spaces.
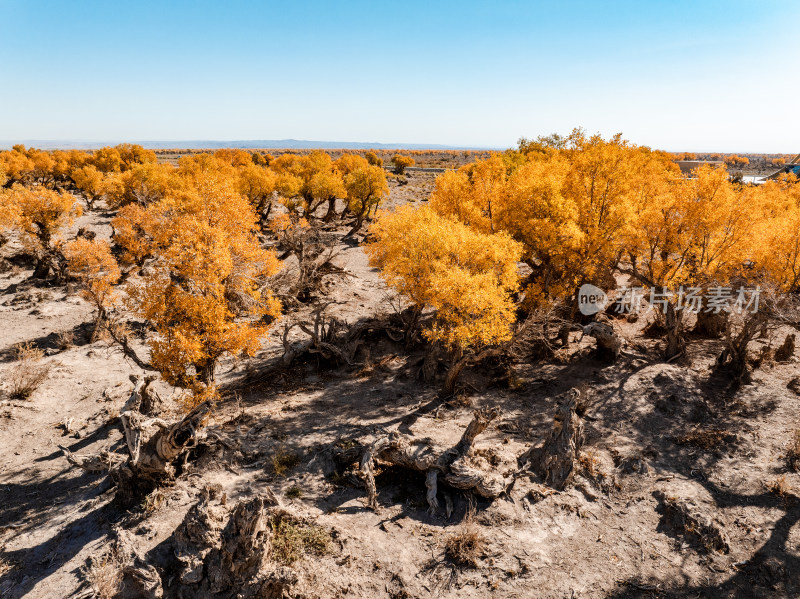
xmin=444 ymin=506 xmax=486 ymax=569
xmin=285 ymin=485 xmax=303 ymax=499
xmin=0 ymin=557 xmax=17 ymax=577
xmin=140 ymin=488 xmax=166 ymax=514
xmin=82 ymin=548 xmax=125 ymax=599
xmin=676 ymin=428 xmax=731 ymax=450
xmin=270 ymin=512 xmax=331 ymax=565
xmin=8 ymin=343 xmax=50 ymax=399
xmin=271 ymin=446 xmax=301 ymax=477
xmin=578 ymin=450 xmax=602 ymax=477
xmin=766 ymin=475 xmax=791 ymax=498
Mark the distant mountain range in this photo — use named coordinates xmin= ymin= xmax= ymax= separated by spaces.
xmin=0 ymin=139 xmax=499 ymax=151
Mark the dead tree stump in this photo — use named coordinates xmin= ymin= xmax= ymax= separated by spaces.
xmin=654 ymin=490 xmax=730 ymax=554
xmin=581 ymin=322 xmax=623 ymax=358
xmin=173 ymin=489 xmax=299 ymax=598
xmin=774 ymin=333 xmax=796 ymax=362
xmin=519 ymin=389 xmax=584 ymax=490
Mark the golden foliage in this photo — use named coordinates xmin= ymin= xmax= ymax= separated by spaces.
xmin=0 ymin=189 xmax=21 ymax=234
xmin=64 ymin=238 xmax=121 ymax=322
xmin=105 ymin=162 xmax=182 ymax=208
xmin=237 ymin=162 xmax=277 ymax=218
xmin=117 ymin=169 xmax=283 ymax=388
xmin=7 ymin=184 xmax=81 ymax=254
xmin=391 ymin=154 xmax=415 ymax=174
xmin=343 ymin=164 xmax=388 ymax=229
xmin=71 ymin=164 xmax=106 ymax=208
xmin=366 ymin=205 xmax=521 ymax=351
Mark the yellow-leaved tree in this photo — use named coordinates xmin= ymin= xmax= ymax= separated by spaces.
xmin=114 ymin=168 xmax=283 ymax=395
xmin=71 ymin=164 xmax=107 ymax=209
xmin=751 ymin=175 xmax=800 ymax=292
xmin=237 ymin=163 xmax=277 ymax=227
xmin=0 ymin=188 xmax=20 ymax=242
xmin=343 ymin=164 xmax=388 ymax=236
xmin=104 ymin=162 xmax=182 ymax=208
xmin=6 ymin=184 xmax=82 ymax=278
xmin=621 ymin=165 xmax=753 ymax=357
xmin=429 ymin=154 xmax=507 ymax=234
xmin=366 ymin=205 xmax=521 ymax=392
xmin=392 ymin=154 xmax=415 ymax=174
xmin=64 ymin=238 xmax=121 ymax=339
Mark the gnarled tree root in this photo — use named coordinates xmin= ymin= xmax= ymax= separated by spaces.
xmin=61 ymin=376 xmax=213 ymax=508
xmin=333 ymin=408 xmax=506 ymax=513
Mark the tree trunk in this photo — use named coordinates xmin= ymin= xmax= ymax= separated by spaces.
xmin=694 ymin=296 xmax=727 ymax=338
xmin=197 ymin=360 xmax=216 ymax=385
xmin=442 ymin=355 xmax=469 ymax=395
xmin=344 ymin=214 xmax=365 ymax=238
xmin=61 ymin=376 xmax=213 ymax=507
xmin=322 ymin=196 xmax=338 ymax=222
xmin=664 ymin=302 xmax=685 ymax=360
xmin=581 ymin=321 xmax=622 ymax=358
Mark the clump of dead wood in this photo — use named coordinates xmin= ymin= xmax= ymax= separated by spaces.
xmin=653 ymin=490 xmax=730 ymax=554
xmin=171 ymin=487 xmax=324 ymax=597
xmin=61 ymin=376 xmax=212 ymax=507
xmin=82 ymin=527 xmax=163 ymax=599
xmin=271 ymin=217 xmax=350 ymax=304
xmin=332 ymin=408 xmax=507 ymax=513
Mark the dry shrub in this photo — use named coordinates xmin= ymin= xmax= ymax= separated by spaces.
xmin=82 ymin=548 xmax=125 ymax=599
xmin=766 ymin=475 xmax=791 ymax=498
xmin=271 ymin=446 xmax=301 ymax=477
xmin=8 ymin=342 xmax=50 ymax=399
xmin=285 ymin=485 xmax=303 ymax=499
xmin=444 ymin=507 xmax=486 ymax=569
xmin=140 ymin=488 xmax=166 ymax=514
xmin=0 ymin=557 xmax=16 ymax=577
xmin=270 ymin=512 xmax=331 ymax=565
xmin=676 ymin=428 xmax=732 ymax=450
xmin=578 ymin=450 xmax=602 ymax=477
xmin=787 ymin=429 xmax=800 ymax=472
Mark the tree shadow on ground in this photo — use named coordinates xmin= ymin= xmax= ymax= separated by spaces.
xmin=0 ymin=465 xmax=119 ymax=599
xmin=0 ymin=320 xmax=95 ymax=363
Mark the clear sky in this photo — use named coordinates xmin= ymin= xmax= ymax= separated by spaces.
xmin=1 ymin=0 xmax=798 ymax=152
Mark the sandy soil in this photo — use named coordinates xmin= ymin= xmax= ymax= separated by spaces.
xmin=1 ymin=173 xmax=799 ymax=598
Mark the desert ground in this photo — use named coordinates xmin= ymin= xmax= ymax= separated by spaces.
xmin=1 ymin=170 xmax=799 ymax=599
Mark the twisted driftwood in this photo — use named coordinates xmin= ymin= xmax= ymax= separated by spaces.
xmin=334 ymin=408 xmax=506 ymax=513
xmin=518 ymin=389 xmax=584 ymax=490
xmin=61 ymin=376 xmax=213 ymax=507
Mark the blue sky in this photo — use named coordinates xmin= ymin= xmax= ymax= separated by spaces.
xmin=0 ymin=0 xmax=798 ymax=151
